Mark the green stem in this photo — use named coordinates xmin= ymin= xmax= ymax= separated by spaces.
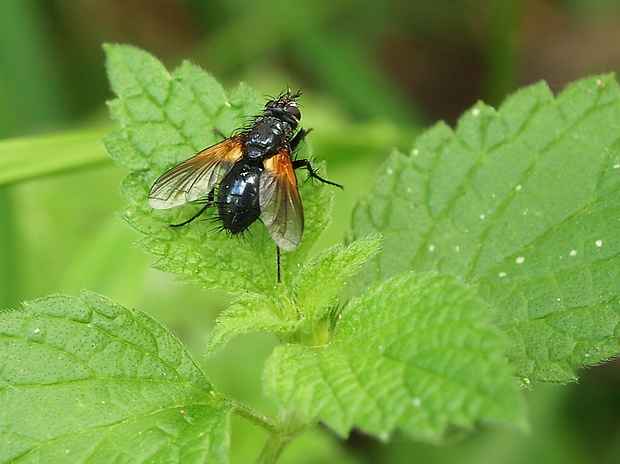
xmin=230 ymin=400 xmax=275 ymax=434
xmin=255 ymin=433 xmax=292 ymax=464
xmin=231 ymin=402 xmax=297 ymax=464
xmin=231 ymin=399 xmax=316 ymax=464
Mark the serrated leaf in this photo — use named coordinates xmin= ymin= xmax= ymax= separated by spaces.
xmin=103 ymin=44 xmax=335 ymax=295
xmin=0 ymin=291 xmax=230 ymax=463
xmin=207 ymin=238 xmax=382 ymax=354
xmin=264 ymin=273 xmax=524 ymax=440
xmin=293 ymin=237 xmax=382 ymax=320
xmin=206 ymin=294 xmax=302 ymax=355
xmin=351 ymin=75 xmax=620 ymax=382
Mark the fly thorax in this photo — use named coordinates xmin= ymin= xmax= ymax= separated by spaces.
xmin=244 ymin=117 xmax=292 ymax=160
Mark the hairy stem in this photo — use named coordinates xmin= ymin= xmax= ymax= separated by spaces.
xmin=255 ymin=433 xmax=292 ymax=464
xmin=230 ymin=400 xmax=275 ymax=434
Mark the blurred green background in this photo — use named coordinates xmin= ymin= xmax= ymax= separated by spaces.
xmin=1 ymin=1 xmax=619 ymax=463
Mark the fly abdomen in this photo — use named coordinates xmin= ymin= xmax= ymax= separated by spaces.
xmin=217 ymin=161 xmax=262 ymax=234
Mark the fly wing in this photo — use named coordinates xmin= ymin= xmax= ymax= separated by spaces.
xmin=259 ymin=149 xmax=304 ymax=251
xmin=148 ymin=135 xmax=244 ymax=209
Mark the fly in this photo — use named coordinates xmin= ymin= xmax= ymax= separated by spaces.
xmin=148 ymin=89 xmax=343 ymax=281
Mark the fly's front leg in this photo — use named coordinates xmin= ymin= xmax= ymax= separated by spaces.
xmin=290 ymin=128 xmax=312 ymax=152
xmin=290 ymin=127 xmax=343 ymax=189
xmin=292 ymin=158 xmax=344 ymax=190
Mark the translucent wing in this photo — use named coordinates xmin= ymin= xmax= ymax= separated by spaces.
xmin=259 ymin=150 xmax=304 ymax=251
xmin=148 ymin=135 xmax=244 ymax=209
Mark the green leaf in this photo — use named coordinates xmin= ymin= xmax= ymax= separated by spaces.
xmin=292 ymin=237 xmax=382 ymax=321
xmin=0 ymin=127 xmax=111 ymax=186
xmin=264 ymin=273 xmax=524 ymax=440
xmin=207 ymin=238 xmax=382 ymax=354
xmin=103 ymin=44 xmax=335 ymax=296
xmin=351 ymin=75 xmax=620 ymax=382
xmin=206 ymin=293 xmax=302 ymax=355
xmin=0 ymin=291 xmax=230 ymax=463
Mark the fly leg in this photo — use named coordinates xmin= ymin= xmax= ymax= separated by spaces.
xmin=290 ymin=128 xmax=312 ymax=151
xmin=213 ymin=128 xmax=227 ymax=140
xmin=290 ymin=128 xmax=344 ymax=189
xmin=292 ymin=159 xmax=344 ymax=190
xmin=169 ymin=190 xmax=216 ymax=228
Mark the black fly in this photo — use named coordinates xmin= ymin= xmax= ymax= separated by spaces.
xmin=148 ymin=89 xmax=343 ymax=281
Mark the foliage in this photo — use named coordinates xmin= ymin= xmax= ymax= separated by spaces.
xmin=0 ymin=291 xmax=229 ymax=463
xmin=351 ymin=76 xmax=620 ymax=383
xmin=0 ymin=44 xmax=618 ymax=464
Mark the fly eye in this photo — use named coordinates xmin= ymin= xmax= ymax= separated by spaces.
xmin=286 ymin=104 xmax=301 ymax=120
xmin=265 ymin=100 xmax=276 ymax=108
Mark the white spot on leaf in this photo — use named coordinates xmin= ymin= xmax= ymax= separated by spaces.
xmin=516 ymin=256 xmax=525 ymax=264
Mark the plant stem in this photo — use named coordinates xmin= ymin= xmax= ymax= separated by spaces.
xmin=255 ymin=433 xmax=291 ymax=464
xmin=230 ymin=401 xmax=297 ymax=464
xmin=231 ymin=399 xmax=315 ymax=464
xmin=230 ymin=400 xmax=275 ymax=434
